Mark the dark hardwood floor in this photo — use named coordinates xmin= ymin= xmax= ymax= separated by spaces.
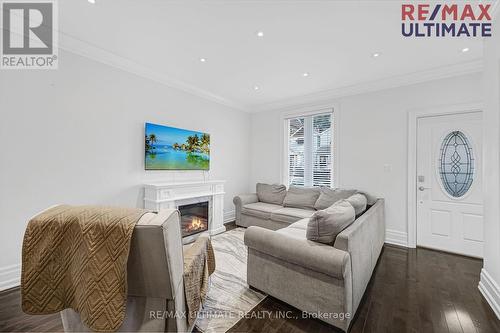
xmin=1 ymin=242 xmax=499 ymax=333
xmin=230 ymin=245 xmax=500 ymax=333
xmin=0 ymin=287 xmax=62 ymax=332
xmin=224 ymin=221 xmax=238 ymax=231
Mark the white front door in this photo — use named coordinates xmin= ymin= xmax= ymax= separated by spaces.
xmin=416 ymin=112 xmax=483 ymax=258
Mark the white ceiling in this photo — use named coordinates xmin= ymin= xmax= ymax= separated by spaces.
xmin=58 ymin=0 xmax=494 ymax=111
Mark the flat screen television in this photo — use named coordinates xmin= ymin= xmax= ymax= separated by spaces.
xmin=145 ymin=122 xmax=210 ymax=170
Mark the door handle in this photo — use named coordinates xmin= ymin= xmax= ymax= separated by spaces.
xmin=418 ymin=186 xmax=431 ymax=191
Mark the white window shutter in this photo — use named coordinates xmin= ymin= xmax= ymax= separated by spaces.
xmin=288 ymin=117 xmax=305 ymax=186
xmin=287 ymin=112 xmax=333 ymax=188
xmin=312 ymin=113 xmax=332 ymax=187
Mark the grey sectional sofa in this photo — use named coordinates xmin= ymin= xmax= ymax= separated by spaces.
xmin=234 ymin=184 xmax=323 ymax=230
xmin=233 ymin=184 xmax=385 ymax=331
xmin=233 ymin=192 xmax=317 ymax=230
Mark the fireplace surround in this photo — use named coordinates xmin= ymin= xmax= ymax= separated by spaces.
xmin=144 ymin=180 xmax=226 ymax=243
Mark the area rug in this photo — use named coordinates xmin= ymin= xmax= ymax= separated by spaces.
xmin=195 ymin=227 xmax=266 ymax=333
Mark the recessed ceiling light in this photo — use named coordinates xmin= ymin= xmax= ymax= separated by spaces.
xmin=256 ymin=31 xmax=264 ymax=37
xmin=253 ymin=86 xmax=260 ymax=90
xmin=462 ymin=47 xmax=470 ymax=53
xmin=302 ymin=72 xmax=309 ymax=77
xmin=88 ymin=0 xmax=95 ymax=3
xmin=372 ymin=52 xmax=380 ymax=58
xmin=200 ymin=58 xmax=207 ymax=62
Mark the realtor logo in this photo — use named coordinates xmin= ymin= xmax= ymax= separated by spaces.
xmin=401 ymin=3 xmax=493 ymax=37
xmin=1 ymin=0 xmax=58 ymax=69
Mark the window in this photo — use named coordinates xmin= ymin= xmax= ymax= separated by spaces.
xmin=286 ymin=111 xmax=333 ymax=187
xmin=439 ymin=130 xmax=474 ymax=198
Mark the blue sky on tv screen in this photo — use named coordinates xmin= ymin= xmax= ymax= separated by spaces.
xmin=145 ymin=123 xmax=207 ymax=146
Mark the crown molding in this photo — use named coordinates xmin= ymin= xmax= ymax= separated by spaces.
xmin=249 ymin=60 xmax=483 ymax=113
xmin=57 ymin=33 xmax=483 ymax=115
xmin=58 ymin=33 xmax=249 ymax=112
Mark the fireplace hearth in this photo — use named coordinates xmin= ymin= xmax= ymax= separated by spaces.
xmin=178 ymin=201 xmax=209 ymax=238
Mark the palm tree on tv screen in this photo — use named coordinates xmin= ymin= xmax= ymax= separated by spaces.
xmin=201 ymin=133 xmax=210 ymax=154
xmin=149 ymin=134 xmax=157 ymax=145
xmin=145 ymin=134 xmax=158 ymax=154
xmin=187 ymin=134 xmax=200 ymax=152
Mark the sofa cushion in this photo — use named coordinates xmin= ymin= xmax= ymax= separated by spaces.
xmin=276 ymin=226 xmax=307 ymax=240
xmin=256 ymin=183 xmax=287 ymax=205
xmin=270 ymin=208 xmax=315 ymax=224
xmin=314 ymin=188 xmax=357 ymax=210
xmin=288 ymin=218 xmax=310 ymax=230
xmin=283 ymin=186 xmax=320 ymax=210
xmin=307 ymin=200 xmax=356 ymax=245
xmin=241 ymin=202 xmax=283 ymax=220
xmin=244 ymin=227 xmax=349 ymax=280
xmin=346 ymin=193 xmax=368 ymax=217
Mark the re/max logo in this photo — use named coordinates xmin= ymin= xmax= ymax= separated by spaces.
xmin=401 ymin=4 xmax=493 ymax=37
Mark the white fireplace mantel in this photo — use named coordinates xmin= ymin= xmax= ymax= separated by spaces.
xmin=144 ymin=180 xmax=226 ymax=236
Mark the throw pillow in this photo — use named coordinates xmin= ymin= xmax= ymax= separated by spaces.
xmin=314 ymin=188 xmax=357 ymax=210
xmin=256 ymin=183 xmax=287 ymax=205
xmin=346 ymin=193 xmax=368 ymax=217
xmin=306 ymin=200 xmax=356 ymax=244
xmin=357 ymin=191 xmax=378 ymax=206
xmin=283 ymin=186 xmax=320 ymax=210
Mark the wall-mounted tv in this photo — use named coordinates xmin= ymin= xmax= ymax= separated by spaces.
xmin=145 ymin=123 xmax=210 ymax=170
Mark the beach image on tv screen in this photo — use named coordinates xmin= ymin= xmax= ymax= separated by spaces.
xmin=145 ymin=123 xmax=210 ymax=170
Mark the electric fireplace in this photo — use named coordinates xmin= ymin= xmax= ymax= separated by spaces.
xmin=178 ymin=201 xmax=209 ymax=238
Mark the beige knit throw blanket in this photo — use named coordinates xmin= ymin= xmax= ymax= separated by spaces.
xmin=21 ymin=205 xmax=147 ymax=332
xmin=183 ymin=235 xmax=216 ymax=326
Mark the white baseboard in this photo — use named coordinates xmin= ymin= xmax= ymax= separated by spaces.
xmin=224 ymin=210 xmax=235 ymax=224
xmin=479 ymin=268 xmax=500 ymax=319
xmin=385 ymin=229 xmax=408 ymax=247
xmin=0 ymin=264 xmax=21 ymax=291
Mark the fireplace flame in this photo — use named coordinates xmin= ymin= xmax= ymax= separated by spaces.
xmin=186 ymin=217 xmax=205 ymax=232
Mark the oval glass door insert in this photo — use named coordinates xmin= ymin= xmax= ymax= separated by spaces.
xmin=439 ymin=131 xmax=475 ymax=198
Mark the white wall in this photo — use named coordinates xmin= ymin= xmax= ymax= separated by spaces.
xmin=250 ymin=73 xmax=483 ymax=245
xmin=0 ymin=50 xmax=251 ymax=290
xmin=479 ymin=8 xmax=500 ymax=319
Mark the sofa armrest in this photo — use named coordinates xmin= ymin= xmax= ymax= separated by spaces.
xmin=334 ymin=199 xmax=385 ymax=253
xmin=244 ymin=226 xmax=350 ymax=279
xmin=128 ymin=209 xmax=183 ymax=299
xmin=233 ymin=193 xmax=258 ymax=225
xmin=333 ymin=198 xmax=385 ymax=314
xmin=233 ymin=193 xmax=259 ymax=206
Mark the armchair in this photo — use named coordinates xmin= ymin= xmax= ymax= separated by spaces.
xmin=60 ymin=209 xmax=193 ymax=333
